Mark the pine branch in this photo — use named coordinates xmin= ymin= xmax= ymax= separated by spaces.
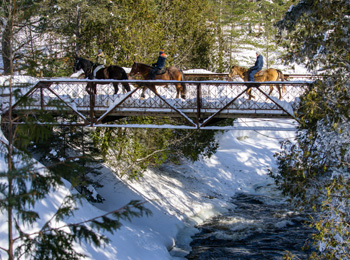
xmin=19 ymin=200 xmax=150 ymax=240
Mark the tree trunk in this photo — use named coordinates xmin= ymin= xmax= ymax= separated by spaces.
xmin=2 ymin=22 xmax=13 ymax=75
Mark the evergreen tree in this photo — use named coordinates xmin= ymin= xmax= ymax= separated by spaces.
xmin=0 ymin=0 xmax=71 ymax=76
xmin=25 ymin=124 xmax=105 ymax=203
xmin=0 ymin=80 xmax=152 ymax=260
xmin=0 ymin=0 xmax=41 ymax=74
xmin=0 ymin=3 xmax=151 ymax=255
xmin=38 ymin=0 xmax=216 ymax=70
xmin=273 ymin=1 xmax=350 ymax=258
xmin=210 ymin=0 xmax=292 ymax=69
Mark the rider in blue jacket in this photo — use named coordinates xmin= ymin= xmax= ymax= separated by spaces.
xmin=149 ymin=49 xmax=167 ymax=80
xmin=249 ymin=51 xmax=263 ymax=81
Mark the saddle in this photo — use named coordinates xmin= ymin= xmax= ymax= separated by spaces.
xmin=255 ymin=70 xmax=264 ymax=76
xmin=92 ymin=64 xmax=105 ymax=78
xmin=155 ymin=67 xmax=167 ymax=75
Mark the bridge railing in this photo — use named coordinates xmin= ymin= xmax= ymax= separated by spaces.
xmin=3 ymin=79 xmax=313 ymax=129
xmin=182 ymin=72 xmax=315 ymax=81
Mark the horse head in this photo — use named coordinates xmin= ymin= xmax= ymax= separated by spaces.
xmin=229 ymin=65 xmax=246 ymax=80
xmin=73 ymin=57 xmax=94 ymax=78
xmin=228 ymin=65 xmax=239 ymax=80
xmin=129 ymin=62 xmax=138 ymax=78
xmin=129 ymin=62 xmax=151 ymax=79
xmin=73 ymin=57 xmax=82 ymax=73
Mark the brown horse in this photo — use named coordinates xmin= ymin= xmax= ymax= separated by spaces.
xmin=228 ymin=65 xmax=286 ymax=100
xmin=129 ymin=62 xmax=186 ymax=99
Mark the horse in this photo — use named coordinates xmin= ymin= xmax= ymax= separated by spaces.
xmin=128 ymin=62 xmax=186 ymax=99
xmin=228 ymin=65 xmax=286 ymax=100
xmin=73 ymin=57 xmax=131 ymax=95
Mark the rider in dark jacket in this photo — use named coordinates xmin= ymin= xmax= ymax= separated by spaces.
xmin=249 ymin=51 xmax=263 ymax=81
xmin=149 ymin=49 xmax=167 ymax=80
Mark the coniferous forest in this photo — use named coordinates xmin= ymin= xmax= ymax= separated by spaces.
xmin=1 ymin=0 xmax=350 ymax=259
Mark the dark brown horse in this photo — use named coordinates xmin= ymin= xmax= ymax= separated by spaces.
xmin=229 ymin=65 xmax=286 ymax=100
xmin=128 ymin=62 xmax=186 ymax=99
xmin=73 ymin=57 xmax=131 ymax=94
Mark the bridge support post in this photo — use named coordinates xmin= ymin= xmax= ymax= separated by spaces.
xmin=196 ymin=83 xmax=202 ymax=129
xmin=89 ymin=94 xmax=95 ymax=126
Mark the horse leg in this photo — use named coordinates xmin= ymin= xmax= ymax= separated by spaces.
xmin=277 ymin=85 xmax=282 ymax=100
xmin=122 ymin=82 xmax=131 ymax=92
xmin=175 ymin=84 xmax=180 ymax=99
xmin=181 ymin=83 xmax=186 ymax=99
xmin=86 ymin=82 xmax=96 ymax=95
xmin=175 ymin=83 xmax=186 ymax=99
xmin=266 ymin=85 xmax=274 ymax=100
xmin=268 ymin=84 xmax=285 ymax=100
xmin=148 ymin=83 xmax=158 ymax=95
xmin=140 ymin=85 xmax=157 ymax=99
xmin=246 ymin=87 xmax=255 ymax=100
xmin=266 ymin=85 xmax=280 ymax=100
xmin=140 ymin=86 xmax=146 ymax=99
xmin=276 ymin=85 xmax=285 ymax=100
xmin=113 ymin=82 xmax=119 ymax=95
xmin=180 ymin=85 xmax=186 ymax=99
xmin=282 ymin=85 xmax=287 ymax=98
xmin=140 ymin=83 xmax=149 ymax=99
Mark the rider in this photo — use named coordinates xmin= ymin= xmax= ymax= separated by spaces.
xmin=248 ymin=51 xmax=263 ymax=81
xmin=93 ymin=49 xmax=106 ymax=78
xmin=149 ymin=48 xmax=167 ymax=80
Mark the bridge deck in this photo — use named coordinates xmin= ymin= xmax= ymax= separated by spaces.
xmin=2 ymin=79 xmax=312 ymax=129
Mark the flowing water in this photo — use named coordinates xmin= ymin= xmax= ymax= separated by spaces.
xmin=185 ymin=189 xmax=316 ymax=260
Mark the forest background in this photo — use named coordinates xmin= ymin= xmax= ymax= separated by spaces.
xmin=1 ymin=0 xmax=350 ymax=259
xmin=1 ymin=0 xmax=292 ymax=76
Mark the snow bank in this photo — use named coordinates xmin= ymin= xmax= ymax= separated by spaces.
xmin=0 ymin=117 xmax=296 ymax=259
xmin=88 ymin=118 xmax=296 ymax=259
xmin=0 ymin=71 xmax=299 ymax=259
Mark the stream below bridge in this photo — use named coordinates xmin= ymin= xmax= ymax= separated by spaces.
xmin=183 ymin=188 xmax=316 ymax=260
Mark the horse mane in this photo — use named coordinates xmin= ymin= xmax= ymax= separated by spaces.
xmin=232 ymin=65 xmax=249 ymax=73
xmin=135 ymin=62 xmax=152 ymax=68
xmin=77 ymin=57 xmax=94 ymax=66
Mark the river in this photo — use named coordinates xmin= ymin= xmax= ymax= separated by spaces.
xmin=185 ymin=186 xmax=316 ymax=259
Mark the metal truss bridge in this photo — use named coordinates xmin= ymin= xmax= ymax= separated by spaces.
xmin=2 ymin=78 xmax=313 ymax=130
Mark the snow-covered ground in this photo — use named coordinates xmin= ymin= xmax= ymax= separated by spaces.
xmin=0 ymin=115 xmax=296 ymax=259
xmin=0 ymin=50 xmax=304 ymax=259
xmin=92 ymin=118 xmax=297 ymax=260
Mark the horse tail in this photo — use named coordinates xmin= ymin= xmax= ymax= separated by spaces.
xmin=276 ymin=69 xmax=285 ymax=81
xmin=180 ymin=70 xmax=187 ymax=95
xmin=120 ymin=67 xmax=131 ymax=92
xmin=276 ymin=69 xmax=287 ymax=94
xmin=120 ymin=67 xmax=128 ymax=80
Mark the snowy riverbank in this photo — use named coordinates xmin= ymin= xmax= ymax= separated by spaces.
xmin=0 ymin=115 xmax=297 ymax=259
xmin=58 ymin=118 xmax=295 ymax=259
xmin=90 ymin=118 xmax=297 ymax=260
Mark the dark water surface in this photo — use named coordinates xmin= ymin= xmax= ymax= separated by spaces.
xmin=186 ymin=192 xmax=315 ymax=260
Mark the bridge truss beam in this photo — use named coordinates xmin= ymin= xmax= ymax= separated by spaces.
xmin=2 ymin=79 xmax=312 ymax=130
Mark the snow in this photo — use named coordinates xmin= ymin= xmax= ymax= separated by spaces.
xmin=183 ymin=69 xmax=216 ymax=74
xmin=0 ymin=56 xmax=306 ymax=258
xmin=0 ymin=116 xmax=297 ymax=259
